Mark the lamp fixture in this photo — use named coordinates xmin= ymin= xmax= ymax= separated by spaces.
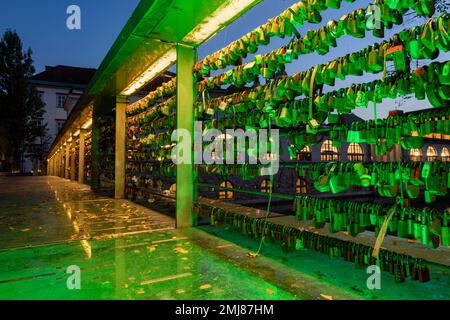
xmin=183 ymin=0 xmax=260 ymax=44
xmin=121 ymin=48 xmax=177 ymax=96
xmin=82 ymin=119 xmax=93 ymax=130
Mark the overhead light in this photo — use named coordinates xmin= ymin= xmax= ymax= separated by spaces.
xmin=183 ymin=0 xmax=260 ymax=44
xmin=121 ymin=48 xmax=177 ymax=96
xmin=74 ymin=130 xmax=80 ymax=137
xmin=82 ymin=119 xmax=92 ymax=129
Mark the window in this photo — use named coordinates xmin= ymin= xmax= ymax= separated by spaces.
xmin=296 ymin=146 xmax=312 ymax=161
xmin=56 ymin=120 xmax=65 ymax=133
xmin=321 ymin=140 xmax=339 ymax=161
xmin=261 ymin=179 xmax=272 ymax=193
xmin=296 ymin=177 xmax=307 ymax=194
xmin=347 ymin=143 xmax=364 ymax=162
xmin=219 ymin=181 xmax=233 ymax=200
xmin=441 ymin=147 xmax=450 ymax=162
xmin=410 ymin=149 xmax=422 ymax=162
xmin=265 ymin=152 xmax=278 ymax=161
xmin=426 ymin=146 xmax=437 ymax=162
xmin=56 ymin=94 xmax=66 ymax=108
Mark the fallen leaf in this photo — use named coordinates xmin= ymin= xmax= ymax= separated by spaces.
xmin=128 ymin=277 xmax=135 ymax=281
xmin=133 ymin=250 xmax=140 ymax=253
xmin=174 ymin=248 xmax=189 ymax=254
xmin=199 ymin=284 xmax=212 ymax=290
xmin=20 ymin=228 xmax=30 ymax=233
xmin=176 ymin=289 xmax=185 ymax=294
xmin=136 ymin=289 xmax=145 ymax=294
xmin=122 ymin=284 xmax=129 ymax=289
xmin=147 ymin=246 xmax=157 ymax=253
xmin=291 ymin=284 xmax=300 ymax=289
xmin=320 ymin=294 xmax=333 ymax=300
xmin=266 ymin=289 xmax=275 ymax=295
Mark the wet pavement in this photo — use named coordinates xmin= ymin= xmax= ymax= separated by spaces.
xmin=0 ymin=177 xmax=449 ymax=300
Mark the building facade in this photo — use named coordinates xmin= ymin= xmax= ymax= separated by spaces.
xmin=28 ymin=65 xmax=96 ymax=173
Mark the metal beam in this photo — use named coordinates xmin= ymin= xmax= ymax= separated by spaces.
xmin=176 ymin=44 xmax=197 ymax=228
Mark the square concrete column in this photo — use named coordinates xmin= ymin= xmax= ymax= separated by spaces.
xmin=91 ymin=114 xmax=100 ymax=189
xmin=176 ymin=44 xmax=197 ymax=228
xmin=65 ymin=143 xmax=70 ymax=179
xmin=58 ymin=152 xmax=63 ymax=177
xmin=78 ymin=129 xmax=86 ymax=184
xmin=115 ymin=95 xmax=128 ymax=199
xmin=70 ymin=141 xmax=76 ymax=181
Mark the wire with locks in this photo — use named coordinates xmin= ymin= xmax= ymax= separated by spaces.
xmin=194 ymin=0 xmax=436 ymax=79
xmin=196 ymin=58 xmax=450 ymax=131
xmin=197 ymin=160 xmax=450 ymax=202
xmin=198 ymin=14 xmax=450 ymax=93
xmin=197 ymin=6 xmax=445 ymax=90
xmin=197 ymin=202 xmax=435 ymax=283
xmin=126 ymin=77 xmax=176 ymax=117
xmin=127 ymin=96 xmax=176 ymax=126
xmin=194 ymin=0 xmax=339 ymax=77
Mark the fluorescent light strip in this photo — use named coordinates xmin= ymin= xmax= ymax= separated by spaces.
xmin=121 ymin=48 xmax=177 ymax=96
xmin=82 ymin=119 xmax=93 ymax=130
xmin=183 ymin=0 xmax=258 ymax=44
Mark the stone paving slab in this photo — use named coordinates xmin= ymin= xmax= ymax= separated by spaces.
xmin=0 ymin=176 xmax=174 ymax=248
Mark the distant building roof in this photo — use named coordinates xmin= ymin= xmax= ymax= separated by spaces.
xmin=31 ymin=65 xmax=96 ymax=86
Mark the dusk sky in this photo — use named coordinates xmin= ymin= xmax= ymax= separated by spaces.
xmin=1 ymin=0 xmax=449 ymax=120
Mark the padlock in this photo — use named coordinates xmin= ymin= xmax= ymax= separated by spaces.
xmin=418 ymin=265 xmax=430 ymax=283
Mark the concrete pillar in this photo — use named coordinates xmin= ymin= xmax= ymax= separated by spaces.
xmin=91 ymin=115 xmax=100 ymax=189
xmin=58 ymin=152 xmax=62 ymax=177
xmin=78 ymin=129 xmax=86 ymax=184
xmin=70 ymin=141 xmax=76 ymax=181
xmin=51 ymin=158 xmax=55 ymax=176
xmin=65 ymin=143 xmax=70 ymax=179
xmin=115 ymin=96 xmax=128 ymax=199
xmin=55 ymin=153 xmax=59 ymax=177
xmin=176 ymin=44 xmax=197 ymax=228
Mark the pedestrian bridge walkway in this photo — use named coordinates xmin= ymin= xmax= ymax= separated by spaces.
xmin=0 ymin=176 xmax=449 ymax=300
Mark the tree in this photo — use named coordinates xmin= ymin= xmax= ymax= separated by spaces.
xmin=0 ymin=30 xmax=46 ymax=172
